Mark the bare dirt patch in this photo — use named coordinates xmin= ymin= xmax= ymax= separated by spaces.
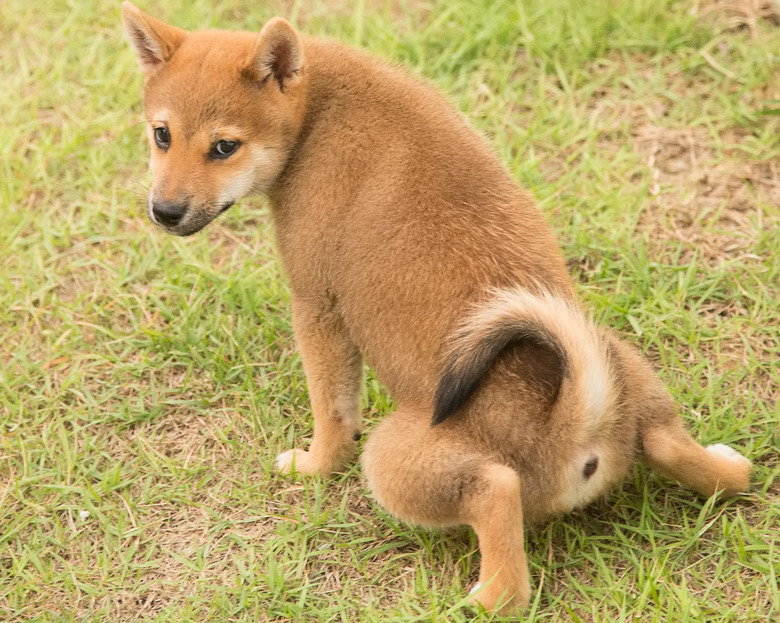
xmin=701 ymin=0 xmax=780 ymax=35
xmin=634 ymin=124 xmax=778 ymax=266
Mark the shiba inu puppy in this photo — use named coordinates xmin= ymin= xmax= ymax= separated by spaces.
xmin=122 ymin=3 xmax=752 ymax=615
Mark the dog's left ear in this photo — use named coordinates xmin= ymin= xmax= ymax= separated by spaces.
xmin=243 ymin=18 xmax=304 ymax=93
xmin=121 ymin=2 xmax=186 ymax=78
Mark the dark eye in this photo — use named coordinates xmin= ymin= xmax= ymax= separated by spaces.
xmin=154 ymin=127 xmax=170 ymax=149
xmin=211 ymin=140 xmax=239 ymax=159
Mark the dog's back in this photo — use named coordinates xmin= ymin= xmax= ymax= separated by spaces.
xmin=272 ymin=38 xmax=573 ymax=406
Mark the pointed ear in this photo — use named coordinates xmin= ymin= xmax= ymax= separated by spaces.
xmin=243 ymin=18 xmax=304 ymax=93
xmin=121 ymin=2 xmax=187 ymax=78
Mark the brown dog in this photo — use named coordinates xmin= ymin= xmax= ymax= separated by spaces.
xmin=122 ymin=3 xmax=752 ymax=615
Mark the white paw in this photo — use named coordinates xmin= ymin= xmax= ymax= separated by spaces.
xmin=469 ymin=582 xmax=482 ymax=595
xmin=275 ymin=448 xmax=310 ymax=475
xmin=706 ymin=444 xmax=751 ymax=467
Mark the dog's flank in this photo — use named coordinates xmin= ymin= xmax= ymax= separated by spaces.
xmin=122 ymin=4 xmax=753 ymax=616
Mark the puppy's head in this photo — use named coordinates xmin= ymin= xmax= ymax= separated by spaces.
xmin=121 ymin=3 xmax=307 ymax=235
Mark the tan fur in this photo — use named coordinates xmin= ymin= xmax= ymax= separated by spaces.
xmin=122 ymin=4 xmax=752 ymax=615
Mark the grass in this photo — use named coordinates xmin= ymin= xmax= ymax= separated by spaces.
xmin=0 ymin=0 xmax=778 ymax=620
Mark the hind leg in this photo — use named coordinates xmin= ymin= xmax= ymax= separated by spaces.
xmin=642 ymin=419 xmax=751 ymax=497
xmin=362 ymin=410 xmax=530 ymax=615
xmin=606 ymin=334 xmax=751 ymax=498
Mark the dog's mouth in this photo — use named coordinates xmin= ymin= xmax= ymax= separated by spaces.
xmin=152 ymin=201 xmax=235 ymax=237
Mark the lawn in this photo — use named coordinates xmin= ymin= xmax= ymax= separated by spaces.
xmin=1 ymin=0 xmax=778 ymax=621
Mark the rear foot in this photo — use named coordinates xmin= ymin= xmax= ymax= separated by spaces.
xmin=705 ymin=444 xmax=751 ymax=494
xmin=705 ymin=443 xmax=751 ymax=466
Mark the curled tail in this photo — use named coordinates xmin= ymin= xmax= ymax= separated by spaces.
xmin=432 ymin=287 xmax=616 ymax=427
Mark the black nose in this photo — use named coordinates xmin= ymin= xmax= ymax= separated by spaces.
xmin=152 ymin=201 xmax=188 ymax=227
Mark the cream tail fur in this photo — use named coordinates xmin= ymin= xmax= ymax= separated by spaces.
xmin=436 ymin=287 xmax=618 ymax=436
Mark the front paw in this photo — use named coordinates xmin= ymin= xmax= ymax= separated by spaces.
xmin=468 ymin=577 xmax=530 ymax=617
xmin=275 ymin=448 xmax=322 ymax=475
